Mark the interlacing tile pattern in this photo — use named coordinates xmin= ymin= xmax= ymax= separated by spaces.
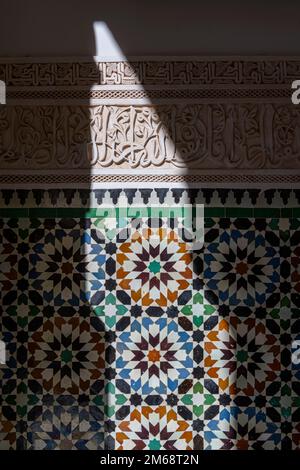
xmin=0 ymin=188 xmax=299 ymax=450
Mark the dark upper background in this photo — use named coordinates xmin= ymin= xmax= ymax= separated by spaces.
xmin=0 ymin=0 xmax=300 ymax=57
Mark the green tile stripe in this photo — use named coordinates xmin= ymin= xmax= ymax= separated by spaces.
xmin=293 ymin=207 xmax=300 ymax=217
xmin=0 ymin=207 xmax=199 ymax=218
xmin=0 ymin=208 xmax=29 ymax=217
xmin=252 ymin=208 xmax=281 ymax=218
xmin=281 ymin=208 xmax=293 ymax=218
xmin=205 ymin=207 xmax=225 ymax=217
xmin=0 ymin=207 xmax=298 ymax=218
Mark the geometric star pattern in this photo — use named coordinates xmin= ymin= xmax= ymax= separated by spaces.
xmin=0 ymin=188 xmax=299 ymax=450
xmin=116 ymin=226 xmax=193 ymax=308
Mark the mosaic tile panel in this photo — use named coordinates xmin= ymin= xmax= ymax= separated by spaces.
xmin=0 ymin=188 xmax=299 ymax=450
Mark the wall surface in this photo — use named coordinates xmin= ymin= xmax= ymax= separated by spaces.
xmin=1 ymin=1 xmax=300 ymax=57
xmin=0 ymin=1 xmax=300 ymax=453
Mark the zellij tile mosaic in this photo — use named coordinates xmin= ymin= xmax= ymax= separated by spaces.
xmin=0 ymin=188 xmax=299 ymax=450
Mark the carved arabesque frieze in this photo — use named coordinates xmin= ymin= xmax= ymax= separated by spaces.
xmin=0 ymin=103 xmax=300 ymax=170
xmin=1 ymin=58 xmax=300 ymax=87
xmin=0 ymin=58 xmax=300 ymax=175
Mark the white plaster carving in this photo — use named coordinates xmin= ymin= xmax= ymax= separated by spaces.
xmin=0 ymin=58 xmax=300 ymax=182
xmin=0 ymin=104 xmax=300 ymax=170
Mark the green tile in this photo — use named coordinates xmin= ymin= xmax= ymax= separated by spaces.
xmin=226 ymin=208 xmax=253 ymax=217
xmin=281 ymin=208 xmax=293 ymax=218
xmin=292 ymin=207 xmax=300 ymax=218
xmin=0 ymin=208 xmax=29 ymax=218
xmin=56 ymin=208 xmax=89 ymax=218
xmin=291 ymin=218 xmax=300 ymax=229
xmin=85 ymin=208 xmax=102 ymax=218
xmin=29 ymin=208 xmax=57 ymax=218
xmin=204 ymin=217 xmax=216 ymax=228
xmin=204 ymin=207 xmax=225 ymax=217
xmin=254 ymin=208 xmax=280 ymax=218
xmin=268 ymin=218 xmax=280 ymax=230
xmin=0 ymin=206 xmax=288 ymax=222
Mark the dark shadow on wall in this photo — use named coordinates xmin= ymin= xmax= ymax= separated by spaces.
xmin=0 ymin=30 xmax=110 ymax=449
xmin=2 ymin=0 xmax=300 ymax=56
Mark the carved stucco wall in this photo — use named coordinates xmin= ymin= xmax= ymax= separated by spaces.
xmin=1 ymin=57 xmax=300 ymax=184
